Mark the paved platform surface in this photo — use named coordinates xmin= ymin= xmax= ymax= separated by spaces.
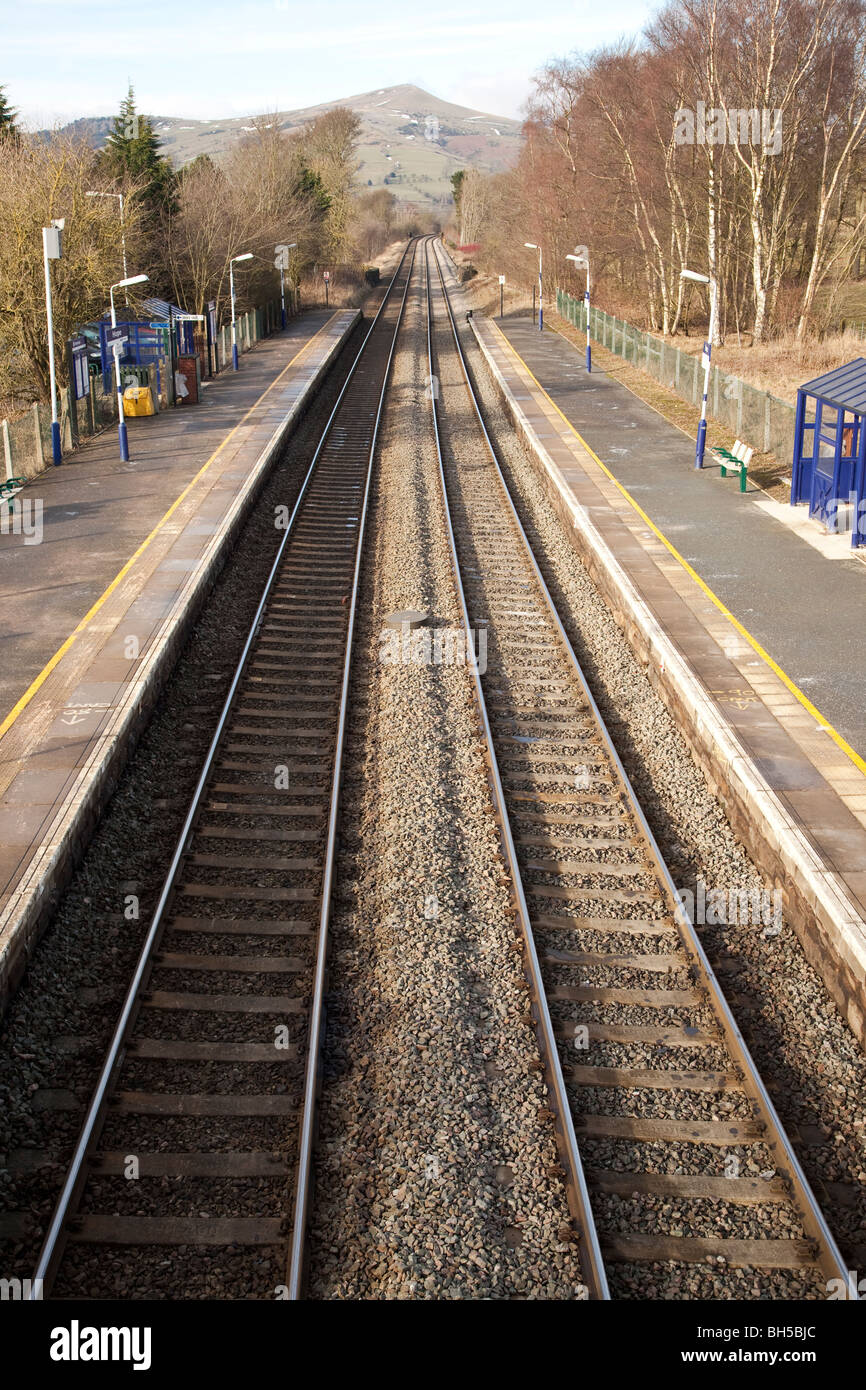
xmin=0 ymin=308 xmax=358 ymax=1002
xmin=499 ymin=315 xmax=866 ymax=758
xmin=0 ymin=309 xmax=335 ymax=722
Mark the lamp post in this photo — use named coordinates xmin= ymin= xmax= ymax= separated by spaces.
xmin=42 ymin=218 xmax=65 ymax=466
xmin=275 ymin=242 xmax=296 ymax=330
xmin=110 ymin=272 xmax=148 ymax=463
xmin=86 ymin=191 xmax=129 ymax=301
xmin=230 ymin=252 xmax=253 ymax=369
xmin=680 ymin=267 xmax=719 ymax=469
xmin=524 ymin=242 xmax=543 ymax=331
xmin=566 ymin=247 xmax=591 ymax=372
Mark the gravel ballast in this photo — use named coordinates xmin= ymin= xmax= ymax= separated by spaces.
xmin=307 ymin=266 xmax=585 ymax=1300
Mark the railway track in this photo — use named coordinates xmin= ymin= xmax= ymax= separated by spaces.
xmin=22 ymin=233 xmax=850 ymax=1302
xmin=29 ymin=240 xmax=418 ymax=1301
xmin=424 ymin=236 xmax=849 ymax=1298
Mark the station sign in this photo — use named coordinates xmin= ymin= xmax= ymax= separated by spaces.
xmin=71 ymin=335 xmax=89 ymax=400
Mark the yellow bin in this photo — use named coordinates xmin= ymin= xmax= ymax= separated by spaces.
xmin=123 ymin=385 xmax=155 ymax=417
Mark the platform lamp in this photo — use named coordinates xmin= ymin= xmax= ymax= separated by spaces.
xmin=230 ymin=253 xmax=254 ymax=369
xmin=524 ymin=242 xmax=543 ymax=331
xmin=110 ymin=273 xmax=148 ymax=463
xmin=42 ymin=218 xmax=65 ymax=465
xmin=680 ymin=267 xmax=718 ymax=469
xmin=566 ymin=247 xmax=591 ymax=372
xmin=275 ymin=242 xmax=297 ymax=330
xmin=86 ymin=191 xmax=128 ymax=301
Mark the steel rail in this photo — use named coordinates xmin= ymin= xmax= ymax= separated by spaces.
xmin=429 ymin=236 xmax=850 ymax=1290
xmin=30 ymin=240 xmax=419 ymax=1298
xmin=423 ymin=238 xmax=610 ymax=1300
xmin=286 ymin=239 xmax=418 ymax=1298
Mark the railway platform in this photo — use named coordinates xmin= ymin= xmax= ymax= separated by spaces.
xmin=497 ymin=316 xmax=866 ymax=755
xmin=466 ymin=297 xmax=866 ymax=1047
xmin=0 ymin=306 xmax=360 ymax=1007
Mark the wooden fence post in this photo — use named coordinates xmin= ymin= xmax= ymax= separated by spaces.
xmin=60 ymin=389 xmax=73 ymax=451
xmin=68 ymin=386 xmax=79 ymax=449
xmin=33 ymin=402 xmax=45 ymax=468
xmin=2 ymin=418 xmax=13 ymax=480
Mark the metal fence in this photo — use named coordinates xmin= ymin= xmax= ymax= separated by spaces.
xmin=2 ymin=376 xmax=121 ymax=482
xmin=214 ymin=299 xmax=282 ymax=370
xmin=556 ymin=289 xmax=794 ymax=464
xmin=2 ymin=296 xmax=283 ymax=485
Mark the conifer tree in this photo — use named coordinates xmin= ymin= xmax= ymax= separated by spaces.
xmin=0 ymin=85 xmax=19 ymax=140
xmin=98 ymin=86 xmax=176 ymax=215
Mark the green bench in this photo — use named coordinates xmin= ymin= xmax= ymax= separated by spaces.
xmin=0 ymin=476 xmax=26 ymax=508
xmin=711 ymin=439 xmax=753 ymax=493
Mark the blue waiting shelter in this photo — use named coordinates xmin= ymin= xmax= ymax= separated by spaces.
xmin=141 ymin=297 xmax=201 ymax=356
xmin=92 ymin=300 xmax=201 ymax=395
xmin=791 ymin=358 xmax=866 ymax=547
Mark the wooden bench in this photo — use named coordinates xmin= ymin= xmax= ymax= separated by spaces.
xmin=712 ymin=439 xmax=753 ymax=493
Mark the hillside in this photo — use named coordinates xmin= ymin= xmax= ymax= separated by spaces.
xmin=44 ymin=84 xmax=521 ymax=209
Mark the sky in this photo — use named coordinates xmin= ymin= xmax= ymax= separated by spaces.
xmin=2 ymin=0 xmax=656 ymax=128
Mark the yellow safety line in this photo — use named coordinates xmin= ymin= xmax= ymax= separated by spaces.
xmin=0 ymin=317 xmax=339 ymax=743
xmin=493 ymin=324 xmax=866 ymax=778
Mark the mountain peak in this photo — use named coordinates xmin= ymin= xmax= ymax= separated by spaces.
xmin=43 ymin=84 xmax=521 ymax=207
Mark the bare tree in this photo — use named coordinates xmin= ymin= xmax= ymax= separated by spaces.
xmin=457 ymin=169 xmax=489 ymax=244
xmin=0 ymin=132 xmax=144 ymax=403
xmin=297 ymin=107 xmax=362 ymax=257
xmin=795 ymin=0 xmax=866 ymax=337
xmin=166 ymin=118 xmax=330 ymax=319
xmin=463 ymin=0 xmax=866 ymax=344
